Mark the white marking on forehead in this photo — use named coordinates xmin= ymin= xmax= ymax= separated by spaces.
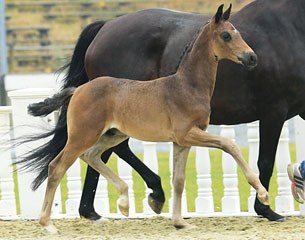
xmin=230 ymin=23 xmax=239 ymax=32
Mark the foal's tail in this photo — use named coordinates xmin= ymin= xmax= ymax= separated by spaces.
xmin=16 ymin=20 xmax=106 ymax=191
xmin=28 ymin=88 xmax=76 ymax=117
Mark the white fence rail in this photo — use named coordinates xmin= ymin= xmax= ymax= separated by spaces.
xmin=1 ymin=88 xmax=305 ymax=220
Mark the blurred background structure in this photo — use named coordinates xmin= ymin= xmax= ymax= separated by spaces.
xmin=0 ymin=0 xmax=7 ymax=105
xmin=4 ymin=0 xmax=252 ymax=74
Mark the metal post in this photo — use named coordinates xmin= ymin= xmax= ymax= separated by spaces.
xmin=0 ymin=0 xmax=8 ymax=105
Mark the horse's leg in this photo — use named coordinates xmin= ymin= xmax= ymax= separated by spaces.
xmin=82 ymin=154 xmax=129 ymax=217
xmin=81 ymin=134 xmax=130 ymax=216
xmin=79 ymin=150 xmax=112 ymax=221
xmin=171 ymin=143 xmax=194 ymax=229
xmin=254 ymin=117 xmax=286 ymax=221
xmin=113 ymin=139 xmax=165 ymax=214
xmin=39 ymin=148 xmax=80 ymax=234
xmin=183 ymin=127 xmax=269 ymax=205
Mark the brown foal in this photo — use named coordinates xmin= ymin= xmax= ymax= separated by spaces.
xmin=38 ymin=5 xmax=269 ymax=233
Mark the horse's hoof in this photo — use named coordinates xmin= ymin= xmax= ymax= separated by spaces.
xmin=118 ymin=195 xmax=129 ymax=217
xmin=275 ymin=217 xmax=286 ymax=222
xmin=254 ymin=199 xmax=285 ymax=222
xmin=44 ymin=224 xmax=59 ymax=235
xmin=118 ymin=204 xmax=129 ymax=217
xmin=148 ymin=194 xmax=164 ymax=214
xmin=79 ymin=209 xmax=102 ymax=222
xmin=172 ymin=218 xmax=198 ymax=230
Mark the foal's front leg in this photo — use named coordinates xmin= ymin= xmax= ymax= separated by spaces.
xmin=171 ymin=143 xmax=196 ymax=229
xmin=183 ymin=127 xmax=269 ymax=205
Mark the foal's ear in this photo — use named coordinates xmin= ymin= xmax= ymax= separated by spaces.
xmin=214 ymin=4 xmax=224 ymax=24
xmin=223 ymin=4 xmax=232 ymax=21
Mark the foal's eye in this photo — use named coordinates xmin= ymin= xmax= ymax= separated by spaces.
xmin=220 ymin=31 xmax=232 ymax=42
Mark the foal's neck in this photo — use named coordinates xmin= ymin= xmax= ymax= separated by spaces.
xmin=176 ymin=23 xmax=218 ymax=98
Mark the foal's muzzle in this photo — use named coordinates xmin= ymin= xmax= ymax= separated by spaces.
xmin=238 ymin=52 xmax=258 ymax=71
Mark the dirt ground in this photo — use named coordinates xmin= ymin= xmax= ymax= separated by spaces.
xmin=0 ymin=216 xmax=305 ymax=240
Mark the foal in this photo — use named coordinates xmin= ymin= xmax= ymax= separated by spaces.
xmin=36 ymin=5 xmax=268 ymax=233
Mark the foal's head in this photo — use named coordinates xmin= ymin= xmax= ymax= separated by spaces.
xmin=210 ymin=4 xmax=257 ymax=70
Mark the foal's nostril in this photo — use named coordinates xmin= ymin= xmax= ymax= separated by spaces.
xmin=239 ymin=52 xmax=258 ymax=70
xmin=249 ymin=53 xmax=257 ymax=65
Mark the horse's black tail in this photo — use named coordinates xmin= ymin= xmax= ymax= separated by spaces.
xmin=59 ymin=20 xmax=106 ymax=89
xmin=16 ymin=20 xmax=106 ymax=191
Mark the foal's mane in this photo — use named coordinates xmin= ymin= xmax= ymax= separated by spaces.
xmin=172 ymin=20 xmax=210 ymax=74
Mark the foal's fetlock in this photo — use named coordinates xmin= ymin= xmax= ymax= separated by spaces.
xmin=257 ymin=187 xmax=270 ymax=205
xmin=247 ymin=173 xmax=269 ymax=205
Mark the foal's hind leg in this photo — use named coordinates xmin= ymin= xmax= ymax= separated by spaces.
xmin=79 ymin=151 xmax=112 ymax=221
xmin=183 ymin=127 xmax=269 ymax=205
xmin=113 ymin=140 xmax=165 ymax=214
xmin=81 ymin=133 xmax=130 ymax=216
xmin=39 ymin=148 xmax=80 ymax=234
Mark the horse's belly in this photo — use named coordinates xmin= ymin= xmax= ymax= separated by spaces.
xmin=129 ymin=132 xmax=173 ymax=142
xmin=114 ymin=119 xmax=174 ymax=143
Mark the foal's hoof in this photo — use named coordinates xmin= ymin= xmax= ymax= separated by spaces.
xmin=148 ymin=194 xmax=164 ymax=214
xmin=44 ymin=224 xmax=59 ymax=235
xmin=119 ymin=204 xmax=129 ymax=217
xmin=118 ymin=195 xmax=129 ymax=217
xmin=172 ymin=218 xmax=198 ymax=230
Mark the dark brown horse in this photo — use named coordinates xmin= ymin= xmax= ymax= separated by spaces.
xmin=25 ymin=5 xmax=268 ymax=233
xmin=25 ymin=0 xmax=305 ymax=222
